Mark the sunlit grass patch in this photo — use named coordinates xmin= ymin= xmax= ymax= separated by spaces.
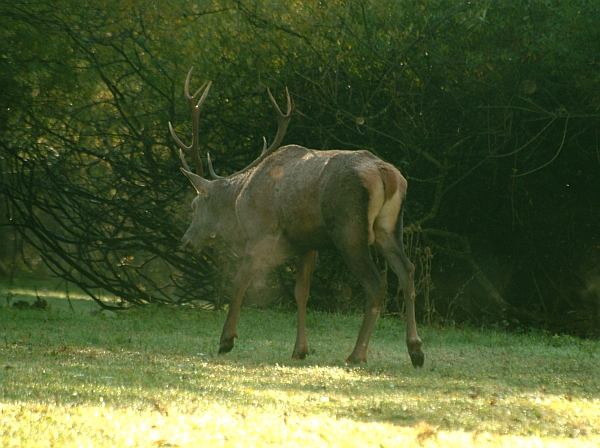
xmin=0 ymin=288 xmax=599 ymax=447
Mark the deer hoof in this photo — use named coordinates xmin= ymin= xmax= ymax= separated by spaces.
xmin=407 ymin=339 xmax=424 ymax=368
xmin=291 ymin=346 xmax=309 ymax=360
xmin=218 ymin=334 xmax=236 ymax=354
xmin=218 ymin=344 xmax=233 ymax=354
xmin=345 ymin=352 xmax=367 ymax=365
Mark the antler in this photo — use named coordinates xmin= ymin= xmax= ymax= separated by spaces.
xmin=236 ymin=87 xmax=294 ymax=175
xmin=264 ymin=87 xmax=294 ymax=156
xmin=169 ymin=67 xmax=212 ymax=176
xmin=171 ymin=70 xmax=293 ymax=178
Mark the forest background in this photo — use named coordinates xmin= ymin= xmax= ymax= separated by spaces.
xmin=1 ymin=0 xmax=599 ymax=336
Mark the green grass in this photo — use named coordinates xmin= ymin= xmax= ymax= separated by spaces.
xmin=1 ymin=285 xmax=599 ymax=447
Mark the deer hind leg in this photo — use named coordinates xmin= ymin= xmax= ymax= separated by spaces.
xmin=332 ymin=227 xmax=387 ymax=364
xmin=292 ymin=250 xmax=317 ymax=360
xmin=345 ymin=252 xmax=387 ymax=364
xmin=375 ymin=229 xmax=424 ymax=368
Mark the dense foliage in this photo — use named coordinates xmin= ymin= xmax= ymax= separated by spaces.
xmin=1 ymin=0 xmax=599 ymax=334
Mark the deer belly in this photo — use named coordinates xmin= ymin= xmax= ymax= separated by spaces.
xmin=283 ymin=222 xmax=332 ymax=250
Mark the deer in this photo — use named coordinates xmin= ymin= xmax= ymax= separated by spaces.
xmin=170 ymin=68 xmax=424 ymax=367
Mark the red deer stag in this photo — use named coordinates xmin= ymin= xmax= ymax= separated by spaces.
xmin=170 ymin=68 xmax=424 ymax=367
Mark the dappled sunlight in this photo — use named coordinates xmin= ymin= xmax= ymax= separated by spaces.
xmin=1 ymin=398 xmax=598 ymax=447
xmin=1 ymin=302 xmax=599 ymax=446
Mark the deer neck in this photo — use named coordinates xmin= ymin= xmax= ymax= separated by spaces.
xmin=210 ymin=175 xmax=248 ymax=255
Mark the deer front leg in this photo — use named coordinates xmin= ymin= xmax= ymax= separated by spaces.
xmin=292 ymin=250 xmax=317 ymax=360
xmin=218 ymin=262 xmax=255 ymax=354
xmin=219 ymin=236 xmax=284 ymax=354
xmin=218 ymin=251 xmax=267 ymax=354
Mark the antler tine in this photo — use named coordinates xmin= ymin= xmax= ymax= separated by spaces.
xmin=207 ymin=153 xmax=223 ymax=179
xmin=261 ymin=136 xmax=268 ymax=156
xmin=169 ymin=121 xmax=189 ymax=155
xmin=267 ymin=86 xmax=293 ymax=116
xmin=185 ymin=68 xmax=212 ymax=110
xmin=170 ymin=67 xmax=212 ymax=176
xmin=264 ymin=87 xmax=294 ymax=156
xmin=178 ymin=148 xmax=192 ymax=172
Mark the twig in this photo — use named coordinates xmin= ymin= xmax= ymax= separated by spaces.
xmin=513 ymin=117 xmax=569 ymax=177
xmin=66 ymin=281 xmax=75 ymax=313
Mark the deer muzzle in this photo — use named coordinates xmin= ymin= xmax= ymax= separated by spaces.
xmin=181 ymin=231 xmax=216 ymax=252
xmin=181 ymin=232 xmax=196 ymax=252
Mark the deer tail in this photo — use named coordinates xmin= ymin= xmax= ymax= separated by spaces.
xmin=396 ymin=197 xmax=407 ymax=248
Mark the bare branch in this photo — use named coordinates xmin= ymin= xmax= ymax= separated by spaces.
xmin=513 ymin=117 xmax=570 ymax=177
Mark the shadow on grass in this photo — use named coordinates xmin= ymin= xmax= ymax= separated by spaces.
xmin=1 ymin=296 xmax=599 ymax=438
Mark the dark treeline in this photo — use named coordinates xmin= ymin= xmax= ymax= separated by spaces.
xmin=1 ymin=0 xmax=599 ymax=335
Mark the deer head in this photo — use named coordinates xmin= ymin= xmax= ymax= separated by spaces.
xmin=169 ymin=68 xmax=293 ymax=252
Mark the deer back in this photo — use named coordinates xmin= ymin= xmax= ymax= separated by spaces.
xmin=233 ymin=145 xmax=406 ymax=251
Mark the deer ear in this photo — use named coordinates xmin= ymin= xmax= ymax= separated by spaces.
xmin=181 ymin=167 xmax=211 ymax=197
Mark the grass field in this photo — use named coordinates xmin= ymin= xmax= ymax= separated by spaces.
xmin=1 ymin=283 xmax=599 ymax=447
